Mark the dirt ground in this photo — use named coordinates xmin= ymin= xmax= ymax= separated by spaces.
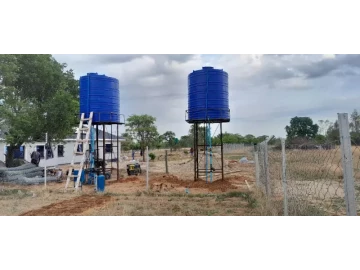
xmin=0 ymin=147 xmax=258 ymax=216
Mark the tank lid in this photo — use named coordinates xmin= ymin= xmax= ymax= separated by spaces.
xmin=202 ymin=66 xmax=214 ymax=70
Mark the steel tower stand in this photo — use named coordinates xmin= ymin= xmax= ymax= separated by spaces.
xmin=191 ymin=121 xmax=225 ymax=182
xmin=85 ymin=112 xmax=125 ymax=183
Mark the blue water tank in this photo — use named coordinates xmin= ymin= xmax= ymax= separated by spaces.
xmin=187 ymin=67 xmax=230 ymax=122
xmin=97 ymin=174 xmax=105 ymax=192
xmin=80 ymin=73 xmax=120 ymax=123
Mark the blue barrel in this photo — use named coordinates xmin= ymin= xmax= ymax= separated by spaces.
xmin=73 ymin=170 xmax=85 ymax=183
xmin=97 ymin=174 xmax=105 ymax=192
xmin=187 ymin=66 xmax=230 ymax=122
xmin=80 ymin=73 xmax=120 ymax=123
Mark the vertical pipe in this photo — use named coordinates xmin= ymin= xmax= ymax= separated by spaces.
xmin=208 ymin=123 xmax=213 ymax=183
xmin=146 ymin=146 xmax=149 ymax=190
xmin=204 ymin=124 xmax=207 ymax=182
xmin=205 ymin=124 xmax=208 ymax=183
xmin=117 ymin=124 xmax=119 ymax=181
xmin=96 ymin=124 xmax=99 ymax=166
xmin=44 ymin=132 xmax=47 ymax=187
xmin=103 ymin=124 xmax=106 ymax=176
xmin=196 ymin=124 xmax=199 ymax=179
xmin=193 ymin=123 xmax=197 ymax=181
xmin=220 ymin=123 xmax=224 ymax=181
xmin=111 ymin=122 xmax=113 ymax=172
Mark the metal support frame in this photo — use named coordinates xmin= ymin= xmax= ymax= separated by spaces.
xmin=193 ymin=121 xmax=225 ymax=182
xmin=79 ymin=112 xmax=125 ymax=186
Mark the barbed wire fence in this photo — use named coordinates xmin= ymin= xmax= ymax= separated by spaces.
xmin=255 ymin=113 xmax=358 ymax=216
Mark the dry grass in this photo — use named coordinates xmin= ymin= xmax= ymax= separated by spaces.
xmin=2 ymin=145 xmax=357 ymax=216
xmin=0 ymin=183 xmax=80 ymax=216
xmin=0 ymin=146 xmax=259 ymax=216
xmin=82 ymin=191 xmax=258 ymax=216
xmin=255 ymin=146 xmax=360 ymax=215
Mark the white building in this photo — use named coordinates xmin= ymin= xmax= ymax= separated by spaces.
xmin=0 ymin=128 xmax=125 ymax=167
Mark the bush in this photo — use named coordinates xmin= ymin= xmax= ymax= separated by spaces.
xmin=183 ymin=150 xmax=189 ymax=154
xmin=149 ymin=153 xmax=156 ymax=161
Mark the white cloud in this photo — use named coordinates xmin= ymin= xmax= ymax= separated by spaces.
xmin=53 ymin=54 xmax=360 ymax=138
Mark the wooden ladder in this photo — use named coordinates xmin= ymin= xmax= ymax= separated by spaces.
xmin=64 ymin=112 xmax=93 ymax=191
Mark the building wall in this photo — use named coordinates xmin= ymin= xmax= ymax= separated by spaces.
xmin=0 ymin=140 xmax=122 ymax=167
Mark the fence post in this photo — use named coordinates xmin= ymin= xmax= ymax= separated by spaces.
xmin=263 ymin=140 xmax=270 ymax=197
xmin=281 ymin=138 xmax=288 ymax=216
xmin=146 ymin=146 xmax=149 ymax=190
xmin=338 ymin=113 xmax=357 ymax=216
xmin=165 ymin=150 xmax=169 ymax=174
xmin=254 ymin=147 xmax=260 ymax=187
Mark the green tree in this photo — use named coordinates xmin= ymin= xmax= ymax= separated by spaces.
xmin=162 ymin=131 xmax=176 ymax=151
xmin=188 ymin=124 xmax=205 ymax=145
xmin=125 ymin=114 xmax=159 ymax=162
xmin=285 ymin=116 xmax=319 ymax=140
xmin=153 ymin=134 xmax=164 ymax=149
xmin=318 ymin=120 xmax=332 ymax=135
xmin=326 ymin=120 xmax=339 ymax=143
xmin=350 ymin=109 xmax=360 ymax=133
xmin=120 ymin=132 xmax=134 ymax=151
xmin=314 ymin=134 xmax=327 ymax=144
xmin=179 ymin=135 xmax=192 ymax=148
xmin=0 ymin=54 xmax=79 ymax=167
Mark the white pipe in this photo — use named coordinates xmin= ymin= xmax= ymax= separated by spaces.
xmin=44 ymin=132 xmax=47 ymax=187
xmin=146 ymin=146 xmax=149 ymax=190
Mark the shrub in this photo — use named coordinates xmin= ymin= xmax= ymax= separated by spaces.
xmin=183 ymin=150 xmax=189 ymax=154
xmin=149 ymin=153 xmax=156 ymax=161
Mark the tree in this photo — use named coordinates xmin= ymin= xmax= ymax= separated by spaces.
xmin=153 ymin=134 xmax=164 ymax=150
xmin=285 ymin=116 xmax=319 ymax=140
xmin=162 ymin=131 xmax=176 ymax=151
xmin=179 ymin=135 xmax=192 ymax=148
xmin=326 ymin=120 xmax=339 ymax=143
xmin=314 ymin=134 xmax=327 ymax=144
xmin=188 ymin=124 xmax=205 ymax=145
xmin=318 ymin=120 xmax=332 ymax=135
xmin=125 ymin=114 xmax=159 ymax=162
xmin=0 ymin=54 xmax=79 ymax=167
xmin=350 ymin=109 xmax=360 ymax=133
xmin=120 ymin=132 xmax=133 ymax=151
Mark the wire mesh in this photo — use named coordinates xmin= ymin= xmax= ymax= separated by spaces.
xmin=257 ymin=139 xmax=348 ymax=216
xmin=350 ymin=140 xmax=360 ymax=215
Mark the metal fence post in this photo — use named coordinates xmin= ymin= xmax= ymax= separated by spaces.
xmin=263 ymin=140 xmax=270 ymax=197
xmin=338 ymin=113 xmax=357 ymax=216
xmin=281 ymin=138 xmax=288 ymax=216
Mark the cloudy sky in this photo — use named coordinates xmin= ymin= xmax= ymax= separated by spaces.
xmin=53 ymin=54 xmax=360 ymax=138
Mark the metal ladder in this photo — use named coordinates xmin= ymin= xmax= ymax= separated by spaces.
xmin=64 ymin=112 xmax=93 ymax=191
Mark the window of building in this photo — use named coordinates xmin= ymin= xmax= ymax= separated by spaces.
xmin=58 ymin=145 xmax=64 ymax=157
xmin=105 ymin=144 xmax=113 ymax=153
xmin=36 ymin=145 xmax=45 ymax=159
xmin=77 ymin=143 xmax=83 ymax=153
xmin=45 ymin=144 xmax=54 ymax=159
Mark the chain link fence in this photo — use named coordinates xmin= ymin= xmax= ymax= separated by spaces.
xmin=255 ymin=113 xmax=358 ymax=216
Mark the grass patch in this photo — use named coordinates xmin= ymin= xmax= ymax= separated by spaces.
xmin=225 ymin=155 xmax=242 ymax=160
xmin=0 ymin=189 xmax=29 ymax=197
